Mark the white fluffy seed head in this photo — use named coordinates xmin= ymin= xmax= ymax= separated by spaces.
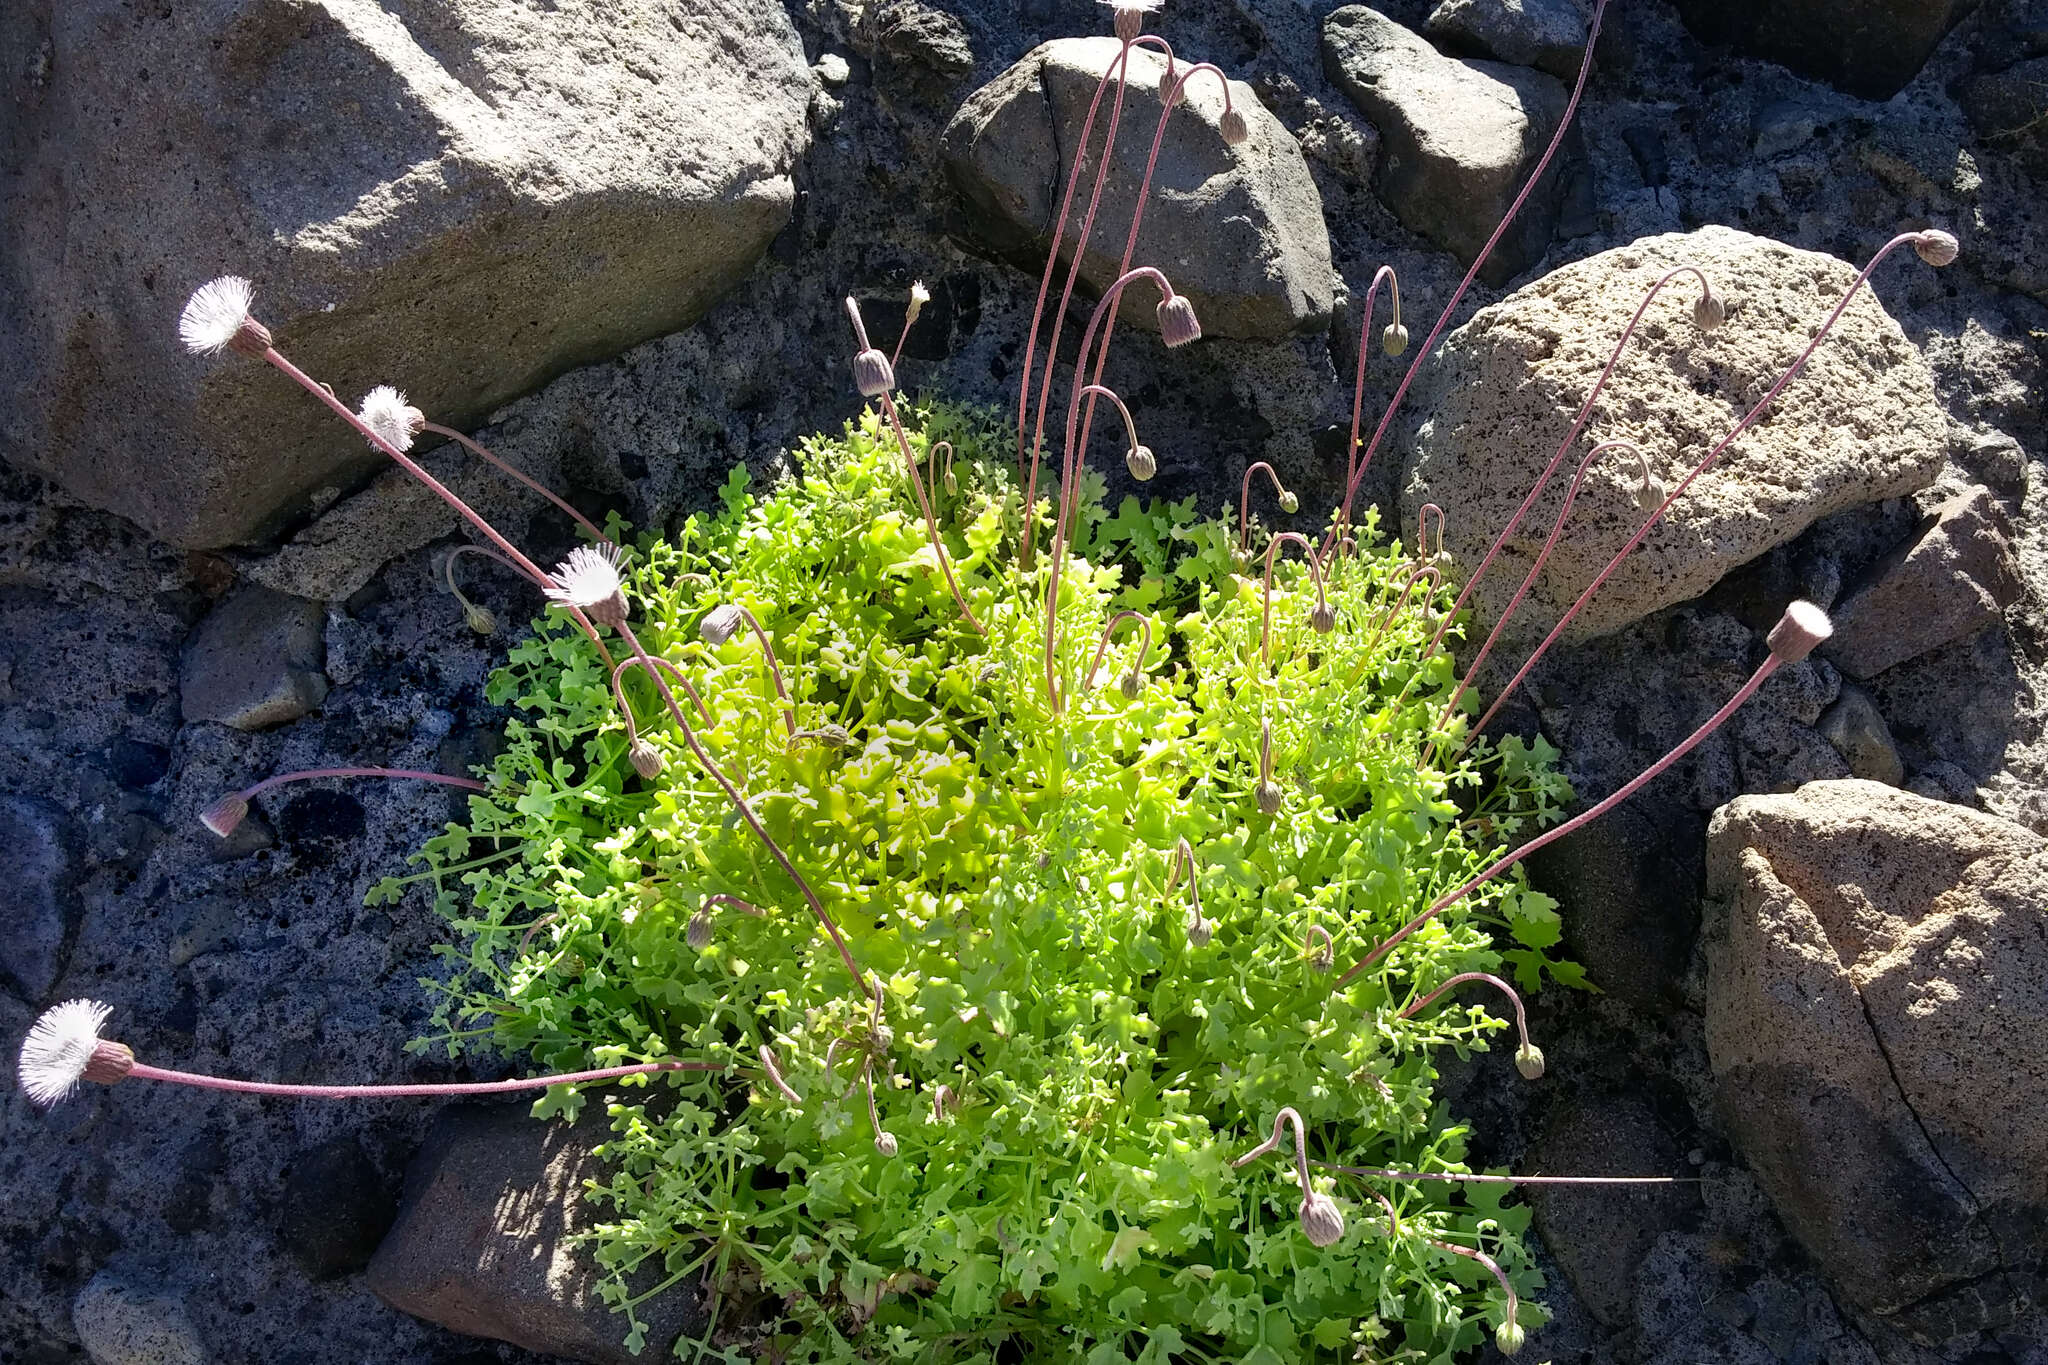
xmin=1766 ymin=599 xmax=1833 ymax=664
xmin=18 ymin=999 xmax=112 ymax=1107
xmin=1103 ymin=0 xmax=1163 ymax=41
xmin=545 ymin=545 xmax=628 ymax=627
xmin=178 ymin=276 xmax=256 ymax=355
xmin=357 ymin=385 xmax=425 ymax=454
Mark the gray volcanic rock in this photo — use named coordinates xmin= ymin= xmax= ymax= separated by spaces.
xmin=1824 ymin=487 xmax=2022 ymax=680
xmin=942 ymin=37 xmax=1334 ymax=341
xmin=1322 ymin=5 xmax=1575 ymax=283
xmin=1704 ymin=780 xmax=2048 ymax=1340
xmin=72 ymin=1270 xmax=209 ymax=1365
xmin=180 ymin=586 xmax=328 ymax=730
xmin=1666 ymin=0 xmax=1974 ymax=100
xmin=0 ymin=0 xmax=812 ymax=550
xmin=1401 ymin=227 xmax=1946 ymax=642
xmin=0 ymin=794 xmax=82 ymax=1003
xmin=1426 ymin=0 xmax=1590 ymax=80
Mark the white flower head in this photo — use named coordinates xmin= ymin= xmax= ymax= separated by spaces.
xmin=545 ymin=544 xmax=628 ymax=628
xmin=910 ymin=280 xmax=931 ymax=307
xmin=357 ymin=385 xmax=424 ymax=454
xmin=1101 ymin=0 xmax=1165 ymax=39
xmin=178 ymin=276 xmax=257 ymax=355
xmin=19 ymin=999 xmax=112 ymax=1107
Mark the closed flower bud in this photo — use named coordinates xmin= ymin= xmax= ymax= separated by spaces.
xmin=700 ymin=603 xmax=745 ymax=647
xmin=1311 ymin=937 xmax=1334 ymax=973
xmin=1381 ymin=322 xmax=1409 ymax=356
xmin=1278 ymin=489 xmax=1299 ymax=515
xmin=686 ymin=909 xmax=713 ymax=950
xmin=944 ymin=467 xmax=958 ymax=495
xmin=1310 ymin=603 xmax=1335 ymax=634
xmin=875 ymin=1130 xmax=900 ymax=1157
xmin=1913 ymin=229 xmax=1959 ymax=267
xmin=1693 ymin=292 xmax=1726 ymax=331
xmin=1495 ymin=1320 xmax=1526 ymax=1356
xmin=852 ymin=347 xmax=896 ymax=398
xmin=1187 ymin=913 xmax=1212 ymax=947
xmin=464 ymin=604 xmax=497 ymax=635
xmin=1514 ymin=1043 xmax=1545 ymax=1080
xmin=1219 ymin=107 xmax=1249 ymax=146
xmin=1256 ymin=781 xmax=1284 ymax=815
xmin=629 ymin=738 xmax=665 ymax=780
xmin=1126 ymin=444 xmax=1157 ymax=481
xmin=1119 ymin=670 xmax=1142 ymax=700
xmin=1157 ymin=295 xmax=1202 ymax=348
xmin=1635 ymin=470 xmax=1666 ymax=514
xmin=1299 ymin=1192 xmax=1345 ymax=1247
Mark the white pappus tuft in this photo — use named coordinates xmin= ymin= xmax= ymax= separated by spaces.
xmin=357 ymin=385 xmax=424 ymax=454
xmin=18 ymin=999 xmax=112 ymax=1107
xmin=544 ymin=545 xmax=629 ymax=627
xmin=177 ymin=276 xmax=256 ymax=356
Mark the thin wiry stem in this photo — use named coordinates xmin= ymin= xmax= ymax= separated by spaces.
xmin=1311 ymin=1161 xmax=1683 ymax=1186
xmin=1239 ymin=462 xmax=1293 ymax=557
xmin=422 ymin=421 xmax=613 ymax=549
xmin=1339 ymin=265 xmax=1402 ymax=542
xmin=1083 ymin=609 xmax=1154 ymax=691
xmin=1398 ymin=971 xmax=1534 ymax=1057
xmin=1468 ymin=233 xmax=1933 ymax=741
xmin=1259 ymin=532 xmax=1326 ymax=665
xmin=1327 ymin=0 xmax=1614 ymax=545
xmin=706 ymin=604 xmax=798 ymax=740
xmin=117 ymin=1058 xmax=720 ymax=1100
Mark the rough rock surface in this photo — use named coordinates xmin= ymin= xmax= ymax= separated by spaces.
xmin=1704 ymin=779 xmax=2048 ymax=1340
xmin=1322 ymin=5 xmax=1575 ymax=283
xmin=1425 ymin=0 xmax=1590 ymax=81
xmin=71 ymin=1270 xmax=208 ymax=1365
xmin=942 ymin=37 xmax=1334 ymax=340
xmin=1824 ymin=486 xmax=2022 ymax=679
xmin=1401 ymin=226 xmax=1947 ymax=642
xmin=179 ymin=586 xmax=328 ymax=730
xmin=0 ymin=0 xmax=812 ymax=550
xmin=1666 ymin=0 xmax=1974 ymax=100
xmin=1816 ymin=683 xmax=1905 ymax=786
xmin=367 ymin=1103 xmax=710 ymax=1364
xmin=0 ymin=794 xmax=82 ymax=1003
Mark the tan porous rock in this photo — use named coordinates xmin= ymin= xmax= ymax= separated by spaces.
xmin=1703 ymin=779 xmax=2048 ymax=1341
xmin=942 ymin=37 xmax=1335 ymax=341
xmin=1400 ymin=226 xmax=1945 ymax=643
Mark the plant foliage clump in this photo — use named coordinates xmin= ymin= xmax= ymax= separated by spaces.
xmin=399 ymin=403 xmax=1576 ymax=1364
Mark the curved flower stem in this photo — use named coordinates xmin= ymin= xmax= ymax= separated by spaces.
xmin=1467 ymin=233 xmax=1932 ymax=741
xmin=1337 ymin=651 xmax=1787 ymax=986
xmin=712 ymin=604 xmax=798 ymax=741
xmin=926 ymin=439 xmax=953 ymax=498
xmin=250 ymin=766 xmax=485 ymax=801
xmin=1398 ymin=972 xmax=1534 ymax=1056
xmin=1162 ymin=837 xmax=1209 ymax=944
xmin=759 ymin=1045 xmax=802 ymax=1106
xmin=421 ymin=421 xmax=614 ymax=549
xmin=874 ymin=390 xmax=984 ymax=635
xmin=1338 ymin=265 xmax=1402 ymax=543
xmin=1259 ymin=532 xmax=1325 ymax=665
xmin=1044 ymin=267 xmax=1181 ymax=711
xmin=1423 ymin=1236 xmax=1518 ymax=1338
xmin=1239 ymin=462 xmax=1292 ymax=557
xmin=1435 ymin=438 xmax=1647 ymax=741
xmin=1083 ymin=609 xmax=1154 ymax=690
xmin=612 ymin=655 xmax=713 ymax=734
xmin=1078 ymin=384 xmax=1143 ymax=462
xmin=118 ymin=1058 xmax=721 ymax=1100
xmin=613 ymin=618 xmax=867 ymax=995
xmin=1415 ymin=502 xmax=1444 ymax=564
xmin=1311 ymin=1162 xmax=1682 ymax=1187
xmin=1326 ymin=0 xmax=1613 ymax=546
xmin=1410 ymin=267 xmax=1709 ymax=672
xmin=1231 ymin=1106 xmax=1317 ymax=1194
xmin=1359 ymin=564 xmax=1440 ymax=663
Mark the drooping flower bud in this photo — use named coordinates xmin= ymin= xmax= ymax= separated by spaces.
xmin=1299 ymin=1192 xmax=1346 ymax=1247
xmin=464 ymin=604 xmax=498 ymax=635
xmin=1278 ymin=489 xmax=1299 ymax=514
xmin=1219 ymin=106 xmax=1249 ymax=147
xmin=1157 ymin=294 xmax=1202 ymax=347
xmin=1119 ymin=670 xmax=1142 ymax=700
xmin=1310 ymin=602 xmax=1336 ymax=634
xmin=1126 ymin=444 xmax=1157 ymax=481
xmin=1693 ymin=291 xmax=1726 ymax=331
xmin=199 ymin=792 xmax=250 ymax=838
xmin=686 ymin=908 xmax=713 ymax=950
xmin=875 ymin=1130 xmax=900 ymax=1157
xmin=853 ymin=348 xmax=896 ymax=398
xmin=629 ymin=738 xmax=665 ymax=780
xmin=1913 ymin=229 xmax=1959 ymax=267
xmin=1256 ymin=781 xmax=1284 ymax=815
xmin=1514 ymin=1042 xmax=1545 ymax=1080
xmin=1381 ymin=322 xmax=1409 ymax=356
xmin=1495 ymin=1319 xmax=1526 ymax=1356
xmin=700 ymin=603 xmax=745 ymax=648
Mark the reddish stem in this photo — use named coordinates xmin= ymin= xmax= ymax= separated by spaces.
xmin=1259 ymin=532 xmax=1325 ymax=665
xmin=236 ymin=767 xmax=487 ymax=804
xmin=422 ymin=421 xmax=613 ymax=549
xmin=122 ymin=1058 xmax=720 ymax=1100
xmin=1340 ymin=265 xmax=1402 ymax=537
xmin=1398 ymin=971 xmax=1533 ymax=1055
xmin=1239 ymin=462 xmax=1290 ymax=556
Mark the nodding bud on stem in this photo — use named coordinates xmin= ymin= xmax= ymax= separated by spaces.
xmin=1693 ymin=289 xmax=1727 ymax=332
xmin=199 ymin=793 xmax=250 ymax=838
xmin=1299 ymin=1191 xmax=1347 ymax=1247
xmin=1310 ymin=602 xmax=1336 ymax=634
xmin=1496 ymin=1320 xmax=1527 ymax=1356
xmin=796 ymin=723 xmax=854 ymax=750
xmin=1914 ymin=229 xmax=1960 ymax=268
xmin=464 ymin=604 xmax=498 ymax=635
xmin=1382 ymin=322 xmax=1410 ymax=356
xmin=1120 ymin=670 xmax=1142 ymax=700
xmin=1255 ymin=719 xmax=1284 ymax=815
xmin=1515 ymin=1043 xmax=1546 ymax=1080
xmin=1157 ymin=294 xmax=1202 ymax=347
xmin=1219 ymin=106 xmax=1249 ymax=147
xmin=1278 ymin=489 xmax=1299 ymax=514
xmin=932 ymin=1084 xmax=959 ymax=1121
xmin=686 ymin=909 xmax=713 ymax=950
xmin=700 ymin=603 xmax=745 ymax=648
xmin=1305 ymin=925 xmax=1335 ymax=973
xmin=1765 ymin=600 xmax=1833 ymax=663
xmin=1126 ymin=444 xmax=1157 ymax=481
xmin=628 ymin=738 xmax=665 ymax=780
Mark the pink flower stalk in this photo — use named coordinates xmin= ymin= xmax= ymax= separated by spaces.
xmin=16 ymin=998 xmax=718 ymax=1110
xmin=1259 ymin=532 xmax=1329 ymax=664
xmin=1162 ymin=836 xmax=1211 ymax=946
xmin=442 ymin=543 xmax=527 ymax=635
xmin=1467 ymin=230 xmax=1956 ymax=742
xmin=686 ymin=893 xmax=765 ymax=950
xmin=1337 ymin=600 xmax=1832 ymax=986
xmin=1326 ymin=0 xmax=1614 ymax=544
xmin=1255 ymin=717 xmax=1284 ymax=815
xmin=890 ymin=280 xmax=932 ymax=370
xmin=1338 ymin=265 xmax=1404 ymax=536
xmin=1084 ymin=609 xmax=1155 ymax=696
xmin=1398 ymin=971 xmax=1544 ymax=1079
xmin=1076 ymin=384 xmax=1154 ymax=482
xmin=199 ymin=767 xmax=489 ymax=839
xmin=1414 ymin=503 xmax=1445 ymax=565
xmin=1237 ymin=461 xmax=1298 ymax=559
xmin=1231 ymin=1107 xmax=1346 ymax=1247
xmin=699 ymin=602 xmax=797 ymax=740
xmin=759 ymin=1044 xmax=802 ymax=1106
xmin=847 ymin=298 xmax=984 ymax=635
xmin=1355 ymin=564 xmax=1441 ymax=669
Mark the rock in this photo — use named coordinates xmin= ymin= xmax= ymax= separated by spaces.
xmin=1665 ymin=0 xmax=1973 ymax=100
xmin=857 ymin=0 xmax=975 ymax=80
xmin=1522 ymin=796 xmax=1703 ymax=1013
xmin=1525 ymin=1095 xmax=1700 ymax=1327
xmin=1703 ymin=780 xmax=2048 ymax=1340
xmin=71 ymin=1271 xmax=208 ymax=1365
xmin=179 ymin=587 xmax=328 ymax=731
xmin=367 ymin=1103 xmax=709 ymax=1364
xmin=1400 ymin=227 xmax=1946 ymax=643
xmin=1424 ymin=0 xmax=1590 ymax=81
xmin=167 ymin=897 xmax=244 ymax=969
xmin=1908 ymin=758 xmax=1980 ymax=805
xmin=0 ymin=794 xmax=81 ymax=1002
xmin=1 ymin=0 xmax=812 ymax=550
xmin=941 ymin=38 xmax=1335 ymax=341
xmin=1824 ymin=488 xmax=2021 ymax=679
xmin=1951 ymin=430 xmax=2029 ymax=497
xmin=106 ymin=738 xmax=172 ymax=790
xmin=280 ymin=1133 xmax=397 ymax=1281
xmin=1322 ymin=6 xmax=1576 ymax=284
xmin=1816 ymin=684 xmax=1904 ymax=786
xmin=1960 ymin=54 xmax=2048 ymax=179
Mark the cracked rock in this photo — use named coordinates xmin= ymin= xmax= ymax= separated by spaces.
xmin=1703 ymin=779 xmax=2048 ymax=1341
xmin=179 ymin=587 xmax=328 ymax=731
xmin=1823 ymin=487 xmax=2023 ymax=680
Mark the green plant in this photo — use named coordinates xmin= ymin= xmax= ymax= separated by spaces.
xmin=399 ymin=401 xmax=1582 ymax=1363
